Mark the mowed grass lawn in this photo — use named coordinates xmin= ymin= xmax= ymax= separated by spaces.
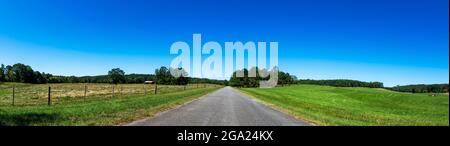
xmin=0 ymin=83 xmax=220 ymax=126
xmin=239 ymin=85 xmax=449 ymax=126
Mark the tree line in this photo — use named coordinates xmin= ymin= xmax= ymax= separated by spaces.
xmin=297 ymin=79 xmax=384 ymax=88
xmin=0 ymin=63 xmax=225 ymax=85
xmin=387 ymin=84 xmax=449 ymax=93
xmin=3 ymin=63 xmax=447 ymax=93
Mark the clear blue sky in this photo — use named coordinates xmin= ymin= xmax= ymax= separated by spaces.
xmin=0 ymin=0 xmax=448 ymax=87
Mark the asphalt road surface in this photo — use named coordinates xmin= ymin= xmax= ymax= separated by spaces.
xmin=127 ymin=86 xmax=311 ymax=126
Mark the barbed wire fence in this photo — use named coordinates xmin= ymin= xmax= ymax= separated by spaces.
xmin=0 ymin=83 xmax=221 ymax=107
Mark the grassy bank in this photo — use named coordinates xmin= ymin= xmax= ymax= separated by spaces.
xmin=0 ymin=84 xmax=220 ymax=126
xmin=239 ymin=85 xmax=449 ymax=126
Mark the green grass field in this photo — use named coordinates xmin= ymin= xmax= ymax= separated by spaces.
xmin=239 ymin=85 xmax=449 ymax=126
xmin=0 ymin=83 xmax=220 ymax=126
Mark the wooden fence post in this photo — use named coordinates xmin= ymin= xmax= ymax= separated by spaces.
xmin=48 ymin=86 xmax=51 ymax=106
xmin=84 ymin=85 xmax=87 ymax=98
xmin=12 ymin=86 xmax=15 ymax=106
xmin=112 ymin=85 xmax=115 ymax=98
xmin=154 ymin=83 xmax=158 ymax=94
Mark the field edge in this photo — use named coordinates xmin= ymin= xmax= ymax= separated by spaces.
xmin=236 ymin=85 xmax=449 ymax=126
xmin=234 ymin=87 xmax=317 ymax=126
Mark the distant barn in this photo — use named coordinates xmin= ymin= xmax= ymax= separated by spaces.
xmin=144 ymin=81 xmax=154 ymax=84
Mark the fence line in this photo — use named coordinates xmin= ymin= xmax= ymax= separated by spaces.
xmin=0 ymin=83 xmax=222 ymax=106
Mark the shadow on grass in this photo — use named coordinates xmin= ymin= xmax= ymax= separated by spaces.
xmin=0 ymin=112 xmax=61 ymax=126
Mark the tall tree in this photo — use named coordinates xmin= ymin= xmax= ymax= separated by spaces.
xmin=5 ymin=65 xmax=12 ymax=82
xmin=108 ymin=68 xmax=126 ymax=84
xmin=7 ymin=63 xmax=35 ymax=83
xmin=228 ymin=67 xmax=292 ymax=88
xmin=170 ymin=68 xmax=189 ymax=85
xmin=155 ymin=66 xmax=174 ymax=84
xmin=0 ymin=64 xmax=5 ymax=82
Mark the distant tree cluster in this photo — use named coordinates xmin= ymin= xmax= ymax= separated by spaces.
xmin=388 ymin=84 xmax=449 ymax=93
xmin=152 ymin=66 xmax=228 ymax=85
xmin=0 ymin=63 xmax=225 ymax=85
xmin=0 ymin=63 xmax=51 ymax=84
xmin=297 ymin=79 xmax=384 ymax=88
xmin=228 ymin=67 xmax=296 ymax=88
xmin=190 ymin=77 xmax=227 ymax=85
xmin=154 ymin=66 xmax=189 ymax=85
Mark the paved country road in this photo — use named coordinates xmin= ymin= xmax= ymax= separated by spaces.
xmin=126 ymin=87 xmax=311 ymax=126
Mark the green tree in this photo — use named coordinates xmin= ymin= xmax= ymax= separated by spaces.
xmin=170 ymin=67 xmax=189 ymax=85
xmin=277 ymin=71 xmax=295 ymax=86
xmin=0 ymin=64 xmax=5 ymax=82
xmin=228 ymin=67 xmax=290 ymax=88
xmin=34 ymin=71 xmax=48 ymax=84
xmin=7 ymin=63 xmax=35 ymax=83
xmin=229 ymin=69 xmax=246 ymax=87
xmin=155 ymin=66 xmax=171 ymax=84
xmin=5 ymin=65 xmax=12 ymax=82
xmin=108 ymin=68 xmax=126 ymax=84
